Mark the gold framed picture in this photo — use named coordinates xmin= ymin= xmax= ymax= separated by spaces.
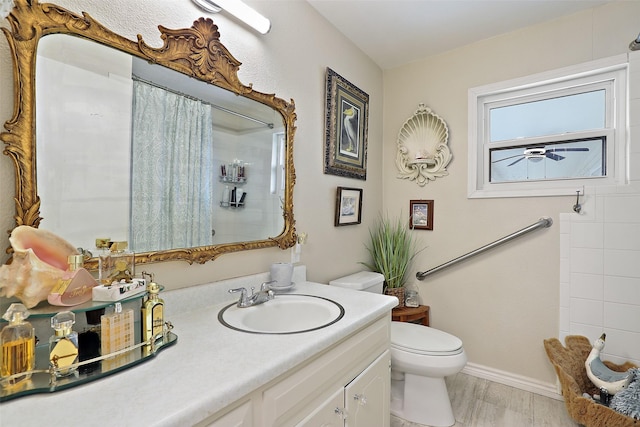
xmin=324 ymin=68 xmax=369 ymax=180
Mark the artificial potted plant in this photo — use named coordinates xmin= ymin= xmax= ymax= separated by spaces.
xmin=361 ymin=213 xmax=423 ymax=307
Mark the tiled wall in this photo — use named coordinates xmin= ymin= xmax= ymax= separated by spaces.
xmin=559 ymin=51 xmax=640 ymax=366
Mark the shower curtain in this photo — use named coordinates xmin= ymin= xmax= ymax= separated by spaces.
xmin=130 ymin=80 xmax=214 ymax=252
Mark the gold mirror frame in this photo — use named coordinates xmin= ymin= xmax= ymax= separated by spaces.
xmin=1 ymin=0 xmax=297 ymax=267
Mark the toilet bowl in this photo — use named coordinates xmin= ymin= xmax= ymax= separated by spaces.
xmin=329 ymin=271 xmax=467 ymax=427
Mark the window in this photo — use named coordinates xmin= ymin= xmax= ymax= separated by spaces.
xmin=468 ymin=55 xmax=628 ymax=198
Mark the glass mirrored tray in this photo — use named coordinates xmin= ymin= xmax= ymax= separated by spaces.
xmin=0 ymin=328 xmax=177 ymax=402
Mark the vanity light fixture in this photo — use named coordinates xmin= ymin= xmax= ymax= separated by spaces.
xmin=191 ymin=0 xmax=271 ymax=34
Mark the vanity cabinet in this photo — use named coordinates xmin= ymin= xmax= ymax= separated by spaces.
xmin=298 ymin=350 xmax=390 ymax=427
xmin=202 ymin=316 xmax=391 ymax=427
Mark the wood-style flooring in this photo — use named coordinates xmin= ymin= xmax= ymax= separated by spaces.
xmin=391 ymin=372 xmax=580 ymax=427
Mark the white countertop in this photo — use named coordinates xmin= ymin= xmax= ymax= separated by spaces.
xmin=1 ymin=280 xmax=396 ymax=426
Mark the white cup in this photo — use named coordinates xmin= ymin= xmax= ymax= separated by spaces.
xmin=270 ymin=262 xmax=293 ymax=288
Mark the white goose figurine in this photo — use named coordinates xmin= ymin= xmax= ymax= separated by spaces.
xmin=585 ymin=333 xmax=633 ymax=395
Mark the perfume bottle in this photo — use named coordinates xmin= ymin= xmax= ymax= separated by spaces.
xmin=141 ymin=281 xmax=164 ymax=348
xmin=48 ymin=254 xmax=99 ymax=306
xmin=99 ymin=241 xmax=135 ymax=285
xmin=94 ymin=237 xmax=110 ymax=284
xmin=78 ymin=309 xmax=102 ymax=374
xmin=1 ymin=303 xmax=35 ymax=387
xmin=101 ymin=302 xmax=134 ymax=357
xmin=49 ymin=311 xmax=79 ymax=377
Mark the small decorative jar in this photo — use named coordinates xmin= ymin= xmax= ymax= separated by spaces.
xmin=405 ymin=290 xmax=420 ymax=308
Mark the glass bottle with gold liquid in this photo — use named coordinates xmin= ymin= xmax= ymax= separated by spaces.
xmin=1 ymin=303 xmax=35 ymax=387
xmin=49 ymin=311 xmax=79 ymax=377
xmin=142 ymin=281 xmax=164 ymax=350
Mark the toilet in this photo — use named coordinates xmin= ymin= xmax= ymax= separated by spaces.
xmin=329 ymin=271 xmax=467 ymax=427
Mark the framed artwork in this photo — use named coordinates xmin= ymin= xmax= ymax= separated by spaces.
xmin=409 ymin=200 xmax=434 ymax=230
xmin=335 ymin=187 xmax=363 ymax=226
xmin=324 ymin=68 xmax=369 ymax=180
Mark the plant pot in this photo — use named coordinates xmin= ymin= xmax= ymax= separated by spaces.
xmin=385 ymin=286 xmax=405 ymax=308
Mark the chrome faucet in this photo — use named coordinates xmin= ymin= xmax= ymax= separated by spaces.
xmin=229 ymin=281 xmax=276 ymax=307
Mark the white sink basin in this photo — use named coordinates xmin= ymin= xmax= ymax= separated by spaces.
xmin=218 ymin=294 xmax=344 ymax=334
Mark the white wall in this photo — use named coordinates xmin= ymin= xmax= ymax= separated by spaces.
xmin=36 ymin=35 xmax=133 ymax=250
xmin=0 ymin=0 xmax=384 ymax=286
xmin=383 ymin=1 xmax=640 ymax=389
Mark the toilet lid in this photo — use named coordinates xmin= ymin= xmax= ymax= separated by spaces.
xmin=391 ymin=321 xmax=463 ymax=356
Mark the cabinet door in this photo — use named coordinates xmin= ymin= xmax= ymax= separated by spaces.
xmin=204 ymin=400 xmax=253 ymax=427
xmin=296 ymin=388 xmax=345 ymax=427
xmin=344 ymin=350 xmax=391 ymax=427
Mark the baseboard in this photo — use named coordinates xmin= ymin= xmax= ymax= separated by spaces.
xmin=462 ymin=362 xmax=563 ymax=401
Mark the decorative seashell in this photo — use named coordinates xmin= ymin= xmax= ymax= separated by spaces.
xmin=0 ymin=226 xmax=79 ymax=308
xmin=397 ymin=104 xmax=449 ymax=161
xmin=396 ymin=104 xmax=452 ymax=186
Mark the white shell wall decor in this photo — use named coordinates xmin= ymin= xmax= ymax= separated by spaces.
xmin=395 ymin=103 xmax=452 ymax=186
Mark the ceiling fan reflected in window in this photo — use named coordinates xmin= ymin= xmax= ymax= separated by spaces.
xmin=492 ymin=146 xmax=590 ymax=167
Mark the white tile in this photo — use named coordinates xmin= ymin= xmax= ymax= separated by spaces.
xmin=604 ymin=223 xmax=640 ymax=250
xmin=569 ymin=323 xmax=603 ymax=340
xmin=559 ymin=232 xmax=570 ymax=259
xmin=604 ymin=302 xmax=640 ymax=332
xmin=601 ymin=329 xmax=640 ymax=362
xmin=604 ymin=249 xmax=640 ymax=277
xmin=559 ymin=330 xmax=570 ymax=342
xmin=570 ymin=222 xmax=603 ymax=248
xmin=604 ymin=354 xmax=640 ymax=367
xmin=570 ymin=248 xmax=603 ymax=274
xmin=560 ymin=257 xmax=570 ymax=283
xmin=570 ymin=297 xmax=603 ymax=325
xmin=570 ymin=273 xmax=603 ymax=300
xmin=559 ymin=213 xmax=571 ymax=233
xmin=603 ymin=195 xmax=640 ymax=223
xmin=604 ymin=275 xmax=640 ymax=305
xmin=559 ymin=306 xmax=570 ymax=330
xmin=560 ymin=281 xmax=570 ymax=307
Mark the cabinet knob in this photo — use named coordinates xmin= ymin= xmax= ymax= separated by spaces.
xmin=334 ymin=407 xmax=347 ymax=419
xmin=353 ymin=393 xmax=367 ymax=406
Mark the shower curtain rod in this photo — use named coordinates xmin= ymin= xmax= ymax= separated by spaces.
xmin=416 ymin=217 xmax=553 ymax=280
xmin=132 ymin=75 xmax=274 ymax=129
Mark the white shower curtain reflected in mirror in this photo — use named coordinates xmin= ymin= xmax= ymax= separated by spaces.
xmin=131 ymin=81 xmax=214 ymax=252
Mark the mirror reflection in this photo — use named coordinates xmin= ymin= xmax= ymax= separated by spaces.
xmin=36 ymin=34 xmax=286 ymax=254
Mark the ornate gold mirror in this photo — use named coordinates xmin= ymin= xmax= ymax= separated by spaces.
xmin=1 ymin=0 xmax=297 ymax=267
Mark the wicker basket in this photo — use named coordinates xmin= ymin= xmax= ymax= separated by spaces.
xmin=385 ymin=286 xmax=405 ymax=308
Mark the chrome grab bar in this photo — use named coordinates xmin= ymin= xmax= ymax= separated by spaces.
xmin=416 ymin=217 xmax=553 ymax=280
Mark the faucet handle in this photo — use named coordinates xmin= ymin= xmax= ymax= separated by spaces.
xmin=260 ymin=280 xmax=276 ymax=291
xmin=229 ymin=287 xmax=253 ymax=307
xmin=229 ymin=287 xmax=248 ymax=303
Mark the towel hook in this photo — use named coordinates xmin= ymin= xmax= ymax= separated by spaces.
xmin=573 ymin=190 xmax=582 ymax=213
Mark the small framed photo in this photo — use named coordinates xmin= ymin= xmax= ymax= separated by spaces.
xmin=409 ymin=200 xmax=434 ymax=230
xmin=324 ymin=68 xmax=369 ymax=180
xmin=335 ymin=187 xmax=363 ymax=226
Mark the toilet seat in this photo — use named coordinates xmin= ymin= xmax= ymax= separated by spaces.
xmin=391 ymin=321 xmax=463 ymax=356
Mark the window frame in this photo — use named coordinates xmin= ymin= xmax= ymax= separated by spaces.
xmin=468 ymin=54 xmax=628 ymax=198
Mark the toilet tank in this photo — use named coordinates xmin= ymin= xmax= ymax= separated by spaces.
xmin=329 ymin=271 xmax=385 ymax=293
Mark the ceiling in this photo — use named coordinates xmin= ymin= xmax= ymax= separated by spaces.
xmin=306 ymin=0 xmax=613 ymax=69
